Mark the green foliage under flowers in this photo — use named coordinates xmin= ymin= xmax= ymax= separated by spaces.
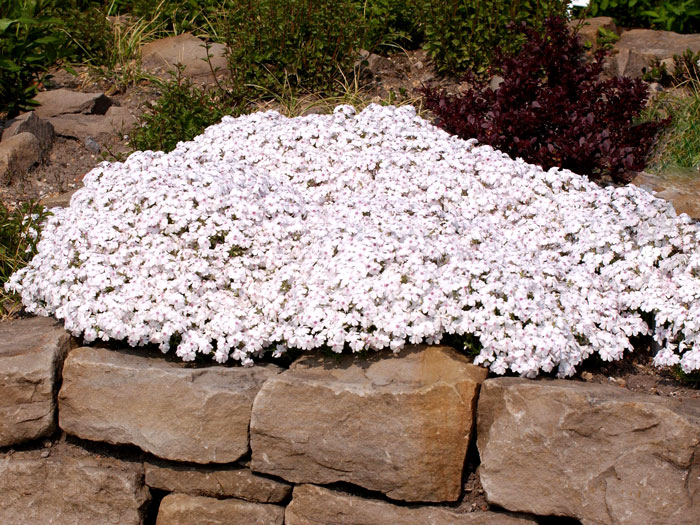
xmin=587 ymin=0 xmax=700 ymax=33
xmin=0 ymin=0 xmax=71 ymax=118
xmin=221 ymin=0 xmax=367 ymax=97
xmin=418 ymin=0 xmax=569 ymax=76
xmin=0 ymin=200 xmax=50 ymax=318
xmin=129 ymin=65 xmax=239 ymax=153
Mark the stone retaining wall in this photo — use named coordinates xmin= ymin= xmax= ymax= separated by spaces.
xmin=1 ymin=317 xmax=699 ymax=525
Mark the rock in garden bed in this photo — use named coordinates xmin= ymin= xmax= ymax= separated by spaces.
xmin=59 ymin=346 xmax=280 ymax=463
xmin=477 ymin=377 xmax=700 ymax=524
xmin=0 ymin=316 xmax=72 ymax=447
xmin=7 ymin=104 xmax=700 ymax=378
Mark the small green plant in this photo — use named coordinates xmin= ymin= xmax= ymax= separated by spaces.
xmin=643 ymin=49 xmax=700 ymax=87
xmin=588 ymin=0 xmax=700 ymax=33
xmin=0 ymin=200 xmax=50 ymax=318
xmin=0 ymin=0 xmax=71 ymax=118
xmin=596 ymin=26 xmax=619 ymax=50
xmin=48 ymin=0 xmax=111 ymax=64
xmin=418 ymin=0 xmax=569 ymax=77
xmin=129 ymin=65 xmax=239 ymax=153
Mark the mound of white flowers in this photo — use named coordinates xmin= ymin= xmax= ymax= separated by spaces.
xmin=7 ymin=104 xmax=700 ymax=377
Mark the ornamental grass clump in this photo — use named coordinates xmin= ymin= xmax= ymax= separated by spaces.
xmin=6 ymin=105 xmax=700 ymax=377
xmin=422 ymin=16 xmax=668 ymax=183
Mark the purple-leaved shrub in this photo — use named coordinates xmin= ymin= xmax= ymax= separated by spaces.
xmin=421 ymin=16 xmax=668 ymax=183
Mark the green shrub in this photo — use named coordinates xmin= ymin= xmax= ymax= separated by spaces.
xmin=0 ymin=200 xmax=49 ymax=317
xmin=588 ymin=0 xmax=700 ymax=33
xmin=129 ymin=65 xmax=239 ymax=153
xmin=418 ymin=0 xmax=569 ymax=77
xmin=221 ymin=0 xmax=367 ymax=96
xmin=0 ymin=0 xmax=71 ymax=118
xmin=360 ymin=0 xmax=423 ymax=51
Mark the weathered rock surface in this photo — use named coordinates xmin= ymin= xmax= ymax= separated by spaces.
xmin=477 ymin=378 xmax=700 ymax=525
xmin=141 ymin=33 xmax=228 ymax=82
xmin=2 ymin=111 xmax=55 ymax=157
xmin=0 ymin=132 xmax=41 ymax=184
xmin=631 ymin=170 xmax=700 ymax=220
xmin=156 ymin=493 xmax=284 ymax=525
xmin=49 ymin=106 xmax=137 ymax=140
xmin=285 ymin=484 xmax=536 ymax=525
xmin=250 ymin=345 xmax=488 ymax=502
xmin=613 ymin=29 xmax=700 ymax=78
xmin=0 ymin=441 xmax=149 ymax=525
xmin=571 ymin=17 xmax=617 ymax=49
xmin=0 ymin=316 xmax=72 ymax=447
xmin=33 ymin=88 xmax=113 ymax=118
xmin=59 ymin=347 xmax=281 ymax=463
xmin=145 ymin=460 xmax=291 ymax=503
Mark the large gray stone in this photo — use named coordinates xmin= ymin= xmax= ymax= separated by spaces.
xmin=0 ymin=132 xmax=41 ymax=184
xmin=0 ymin=441 xmax=149 ymax=525
xmin=2 ymin=111 xmax=55 ymax=157
xmin=141 ymin=33 xmax=228 ymax=83
xmin=477 ymin=377 xmax=700 ymax=525
xmin=33 ymin=88 xmax=113 ymax=118
xmin=156 ymin=493 xmax=284 ymax=525
xmin=0 ymin=316 xmax=72 ymax=447
xmin=59 ymin=347 xmax=281 ymax=463
xmin=613 ymin=29 xmax=700 ymax=78
xmin=145 ymin=460 xmax=291 ymax=503
xmin=285 ymin=484 xmax=536 ymax=525
xmin=250 ymin=345 xmax=488 ymax=502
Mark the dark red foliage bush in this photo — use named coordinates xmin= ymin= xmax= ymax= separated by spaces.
xmin=421 ymin=16 xmax=668 ymax=184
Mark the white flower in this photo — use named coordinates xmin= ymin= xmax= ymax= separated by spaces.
xmin=7 ymin=104 xmax=700 ymax=378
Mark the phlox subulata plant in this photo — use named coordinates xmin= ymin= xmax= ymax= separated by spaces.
xmin=6 ymin=105 xmax=700 ymax=377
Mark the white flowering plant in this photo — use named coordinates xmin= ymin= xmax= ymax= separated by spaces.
xmin=7 ymin=105 xmax=700 ymax=377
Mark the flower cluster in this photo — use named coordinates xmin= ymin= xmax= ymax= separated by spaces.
xmin=7 ymin=104 xmax=700 ymax=377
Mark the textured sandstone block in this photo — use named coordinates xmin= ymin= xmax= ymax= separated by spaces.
xmin=613 ymin=29 xmax=700 ymax=78
xmin=477 ymin=378 xmax=700 ymax=525
xmin=0 ymin=316 xmax=72 ymax=447
xmin=285 ymin=484 xmax=536 ymax=525
xmin=1 ymin=111 xmax=55 ymax=156
xmin=0 ymin=442 xmax=149 ymax=525
xmin=156 ymin=493 xmax=284 ymax=525
xmin=59 ymin=347 xmax=280 ymax=463
xmin=145 ymin=460 xmax=291 ymax=502
xmin=140 ymin=33 xmax=228 ymax=83
xmin=0 ymin=132 xmax=41 ymax=184
xmin=251 ymin=345 xmax=488 ymax=502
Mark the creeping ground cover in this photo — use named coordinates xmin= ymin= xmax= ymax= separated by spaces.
xmin=6 ymin=104 xmax=700 ymax=377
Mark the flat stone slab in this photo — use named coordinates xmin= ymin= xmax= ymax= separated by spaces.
xmin=49 ymin=106 xmax=137 ymax=140
xmin=251 ymin=345 xmax=488 ymax=502
xmin=33 ymin=88 xmax=113 ymax=118
xmin=141 ymin=33 xmax=228 ymax=83
xmin=145 ymin=460 xmax=291 ymax=503
xmin=477 ymin=378 xmax=700 ymax=525
xmin=0 ymin=441 xmax=149 ymax=525
xmin=0 ymin=316 xmax=72 ymax=447
xmin=613 ymin=29 xmax=700 ymax=78
xmin=59 ymin=347 xmax=281 ymax=463
xmin=156 ymin=493 xmax=284 ymax=525
xmin=285 ymin=484 xmax=536 ymax=525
